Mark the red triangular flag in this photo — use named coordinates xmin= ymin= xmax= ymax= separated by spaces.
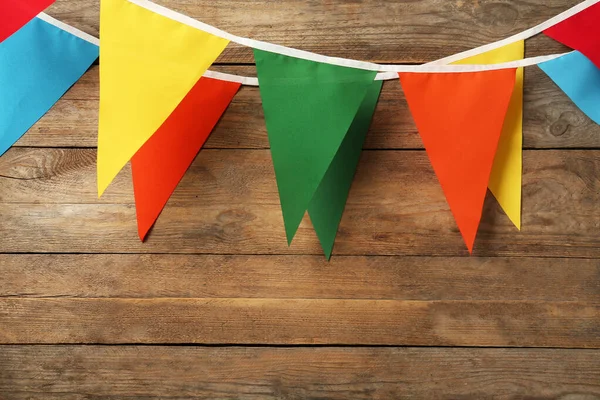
xmin=399 ymin=70 xmax=516 ymax=252
xmin=544 ymin=3 xmax=600 ymax=68
xmin=131 ymin=76 xmax=241 ymax=240
xmin=0 ymin=0 xmax=55 ymax=42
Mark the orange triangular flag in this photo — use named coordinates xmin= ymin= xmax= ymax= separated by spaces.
xmin=131 ymin=76 xmax=241 ymax=240
xmin=399 ymin=70 xmax=516 ymax=252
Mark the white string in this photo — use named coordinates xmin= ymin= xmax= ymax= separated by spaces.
xmin=37 ymin=0 xmax=594 ymax=84
xmin=127 ymin=0 xmax=595 ymax=73
xmin=203 ymin=70 xmax=258 ymax=86
xmin=427 ymin=0 xmax=599 ymax=65
xmin=127 ymin=0 xmax=382 ymax=71
xmin=37 ymin=12 xmax=100 ymax=46
xmin=36 ymin=12 xmax=260 ymax=85
xmin=376 ymin=52 xmax=569 ymax=73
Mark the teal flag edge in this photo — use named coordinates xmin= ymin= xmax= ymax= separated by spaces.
xmin=538 ymin=51 xmax=600 ymax=124
xmin=0 ymin=17 xmax=99 ymax=156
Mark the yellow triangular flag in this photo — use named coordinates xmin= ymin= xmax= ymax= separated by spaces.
xmin=453 ymin=41 xmax=524 ymax=230
xmin=98 ymin=0 xmax=229 ymax=195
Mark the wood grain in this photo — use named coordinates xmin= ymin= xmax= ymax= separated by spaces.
xmin=1 ymin=346 xmax=599 ymax=399
xmin=1 ymin=255 xmax=598 ymax=301
xmin=1 ymin=148 xmax=597 ymax=257
xmin=13 ymin=66 xmax=600 ymax=149
xmin=45 ymin=0 xmax=574 ymax=63
xmin=1 ymin=0 xmax=598 ymax=394
xmin=0 ymin=298 xmax=597 ymax=346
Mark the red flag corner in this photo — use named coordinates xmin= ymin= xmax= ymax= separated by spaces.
xmin=131 ymin=77 xmax=241 ymax=240
xmin=0 ymin=0 xmax=55 ymax=43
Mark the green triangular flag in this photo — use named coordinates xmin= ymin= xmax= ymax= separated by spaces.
xmin=254 ymin=49 xmax=378 ymax=250
xmin=308 ymin=80 xmax=383 ymax=259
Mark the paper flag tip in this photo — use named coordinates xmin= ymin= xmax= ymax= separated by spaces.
xmin=97 ymin=177 xmax=108 ymax=198
xmin=507 ymin=208 xmax=522 ymax=231
xmin=138 ymin=225 xmax=150 ymax=242
xmin=465 ymin=234 xmax=476 ymax=254
xmin=97 ymin=163 xmax=119 ymax=198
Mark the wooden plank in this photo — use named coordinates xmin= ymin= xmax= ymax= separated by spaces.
xmin=0 ymin=149 xmax=597 ymax=257
xmin=46 ymin=0 xmax=574 ymax=63
xmin=1 ymin=346 xmax=599 ymax=399
xmin=1 ymin=255 xmax=598 ymax=301
xmin=0 ymin=298 xmax=598 ymax=346
xmin=0 ymin=254 xmax=592 ymax=301
xmin=13 ymin=66 xmax=600 ymax=149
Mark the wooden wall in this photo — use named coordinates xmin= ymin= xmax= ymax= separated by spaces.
xmin=0 ymin=0 xmax=598 ymax=397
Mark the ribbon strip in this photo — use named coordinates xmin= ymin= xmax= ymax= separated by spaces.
xmin=428 ymin=0 xmax=599 ymax=65
xmin=38 ymin=12 xmax=259 ymax=85
xmin=202 ymin=53 xmax=568 ymax=85
xmin=128 ymin=0 xmax=595 ymax=73
xmin=37 ymin=0 xmax=597 ymax=84
xmin=37 ymin=13 xmax=99 ymax=45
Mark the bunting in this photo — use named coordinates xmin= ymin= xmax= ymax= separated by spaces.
xmin=254 ymin=50 xmax=377 ymax=256
xmin=131 ymin=77 xmax=241 ymax=240
xmin=544 ymin=2 xmax=600 ymax=68
xmin=539 ymin=51 xmax=600 ymax=125
xmin=1 ymin=0 xmax=600 ymax=257
xmin=0 ymin=0 xmax=55 ymax=42
xmin=399 ymin=69 xmax=517 ymax=252
xmin=452 ymin=41 xmax=525 ymax=230
xmin=0 ymin=17 xmax=98 ymax=156
xmin=97 ymin=0 xmax=229 ymax=196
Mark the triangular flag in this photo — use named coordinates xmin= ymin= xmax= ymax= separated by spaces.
xmin=544 ymin=3 xmax=600 ymax=69
xmin=399 ymin=69 xmax=516 ymax=252
xmin=453 ymin=41 xmax=525 ymax=230
xmin=0 ymin=17 xmax=98 ymax=156
xmin=308 ymin=80 xmax=383 ymax=259
xmin=0 ymin=0 xmax=55 ymax=43
xmin=98 ymin=0 xmax=229 ymax=196
xmin=131 ymin=76 xmax=241 ymax=240
xmin=539 ymin=51 xmax=600 ymax=125
xmin=254 ymin=49 xmax=377 ymax=246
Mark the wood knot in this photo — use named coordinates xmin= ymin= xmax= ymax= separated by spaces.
xmin=478 ymin=2 xmax=519 ymax=30
xmin=550 ymin=119 xmax=569 ymax=137
xmin=217 ymin=209 xmax=256 ymax=224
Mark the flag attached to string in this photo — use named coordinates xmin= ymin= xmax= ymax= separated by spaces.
xmin=399 ymin=69 xmax=517 ymax=253
xmin=0 ymin=0 xmax=55 ymax=43
xmin=0 ymin=17 xmax=98 ymax=156
xmin=539 ymin=51 xmax=600 ymax=125
xmin=544 ymin=2 xmax=600 ymax=69
xmin=308 ymin=80 xmax=383 ymax=259
xmin=452 ymin=41 xmax=525 ymax=230
xmin=254 ymin=49 xmax=378 ymax=258
xmin=97 ymin=0 xmax=230 ymax=196
xmin=131 ymin=77 xmax=241 ymax=241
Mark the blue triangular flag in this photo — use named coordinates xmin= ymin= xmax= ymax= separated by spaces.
xmin=0 ymin=17 xmax=98 ymax=155
xmin=538 ymin=51 xmax=600 ymax=125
